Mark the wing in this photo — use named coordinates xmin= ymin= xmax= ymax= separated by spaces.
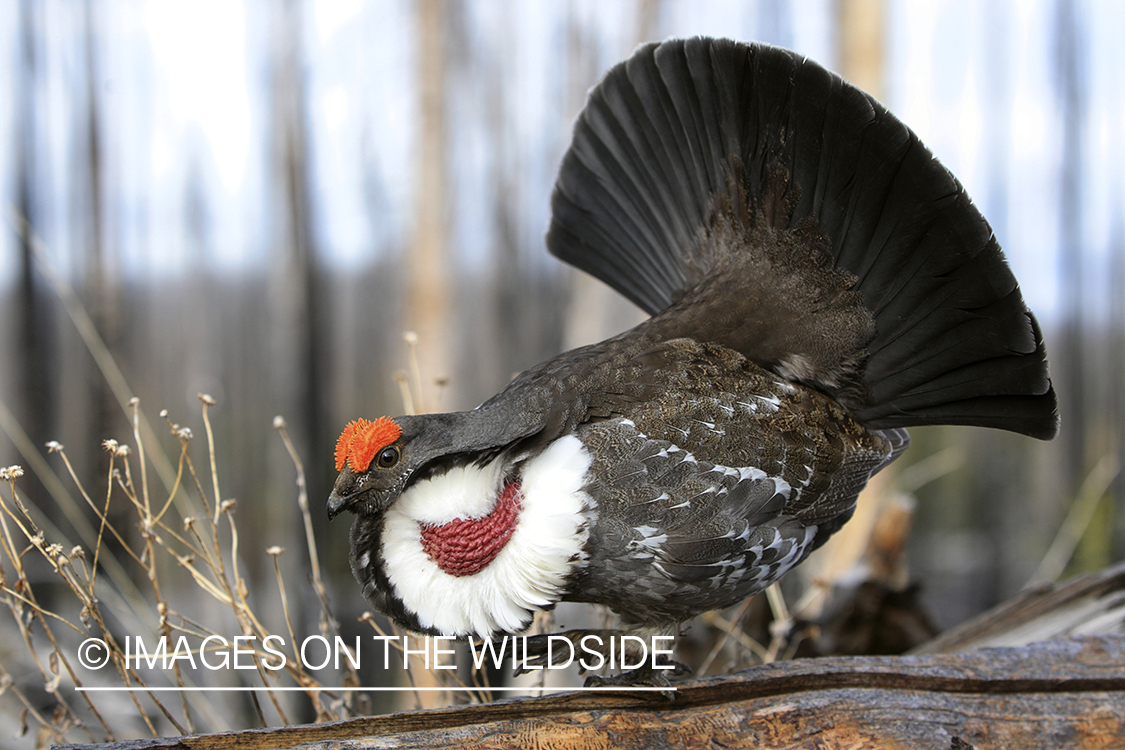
xmin=565 ymin=339 xmax=894 ymax=624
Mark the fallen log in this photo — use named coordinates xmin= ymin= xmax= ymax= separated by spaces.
xmin=57 ymin=633 xmax=1125 ymax=750
xmin=912 ymin=560 xmax=1125 ymax=655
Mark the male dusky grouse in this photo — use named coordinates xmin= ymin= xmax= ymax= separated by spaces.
xmin=328 ymin=38 xmax=1057 ymax=685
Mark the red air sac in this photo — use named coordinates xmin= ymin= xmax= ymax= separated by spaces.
xmin=419 ymin=481 xmax=523 ymax=577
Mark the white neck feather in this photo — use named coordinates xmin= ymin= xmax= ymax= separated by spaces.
xmin=380 ymin=435 xmax=593 ymax=637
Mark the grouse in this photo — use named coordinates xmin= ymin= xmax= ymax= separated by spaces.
xmin=328 ymin=38 xmax=1058 ymax=686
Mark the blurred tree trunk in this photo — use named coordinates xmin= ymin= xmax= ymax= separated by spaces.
xmin=408 ymin=0 xmax=453 ymax=413
xmin=267 ymin=0 xmax=325 ymax=715
xmin=835 ymin=0 xmax=883 ymax=100
xmin=1053 ymin=0 xmax=1109 ymax=571
xmin=1054 ymin=0 xmax=1086 ymax=497
xmin=79 ymin=0 xmax=122 ymax=506
xmin=14 ymin=0 xmax=56 ymax=512
xmin=635 ymin=0 xmax=660 ymax=46
xmin=486 ymin=18 xmax=527 ymax=385
xmin=979 ymin=0 xmax=1018 ymax=600
xmin=480 ymin=7 xmax=565 ymax=393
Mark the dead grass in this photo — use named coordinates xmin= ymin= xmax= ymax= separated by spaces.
xmin=0 ymin=395 xmax=377 ymax=746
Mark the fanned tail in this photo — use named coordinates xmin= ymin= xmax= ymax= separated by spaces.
xmin=547 ymin=38 xmax=1058 ymax=439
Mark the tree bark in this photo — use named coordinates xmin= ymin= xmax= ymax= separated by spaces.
xmin=57 ymin=634 xmax=1125 ymax=750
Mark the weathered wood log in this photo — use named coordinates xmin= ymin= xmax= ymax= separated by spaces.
xmin=912 ymin=560 xmax=1125 ymax=655
xmin=58 ymin=634 xmax=1125 ymax=750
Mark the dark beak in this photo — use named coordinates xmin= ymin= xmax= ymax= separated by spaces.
xmin=327 ymin=489 xmax=357 ymax=521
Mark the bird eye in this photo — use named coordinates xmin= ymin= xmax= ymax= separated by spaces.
xmin=376 ymin=446 xmax=400 ymax=468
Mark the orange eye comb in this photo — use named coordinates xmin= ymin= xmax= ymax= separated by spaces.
xmin=334 ymin=417 xmax=402 ymax=472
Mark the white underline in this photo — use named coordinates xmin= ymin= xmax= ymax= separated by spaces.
xmin=75 ymin=685 xmax=673 ymax=693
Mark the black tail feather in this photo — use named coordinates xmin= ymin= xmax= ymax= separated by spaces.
xmin=547 ymin=38 xmax=1058 ymax=439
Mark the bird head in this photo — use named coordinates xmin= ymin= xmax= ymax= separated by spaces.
xmin=328 ymin=416 xmax=407 ymax=519
xmin=328 ymin=414 xmax=464 ymax=520
xmin=326 ymin=409 xmax=541 ymax=520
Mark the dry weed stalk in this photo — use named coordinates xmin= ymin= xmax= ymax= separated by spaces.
xmin=0 ymin=396 xmax=361 ymax=746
